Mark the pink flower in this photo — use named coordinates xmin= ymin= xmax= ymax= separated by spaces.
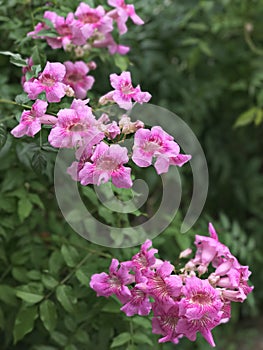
xmin=43 ymin=11 xmax=76 ymax=49
xmin=90 ymin=258 xmax=133 ymax=303
xmin=63 ymin=61 xmax=95 ymax=99
xmin=21 ymin=57 xmax=34 ymax=86
xmin=24 ymin=62 xmax=67 ymax=103
xmin=79 ymin=142 xmax=133 ymax=188
xmin=119 ymin=115 xmax=144 ymax=135
xmin=93 ymin=33 xmax=130 ymax=55
xmin=120 ymin=276 xmax=151 ymax=316
xmin=132 ymin=126 xmax=190 ymax=174
xmin=75 ymin=3 xmax=113 ymax=41
xmin=11 ymin=100 xmax=48 ymax=138
xmin=67 ymin=144 xmax=93 ymax=181
xmin=97 ymin=113 xmax=120 ymax=140
xmin=152 ymin=302 xmax=183 ymax=344
xmin=147 ymin=261 xmax=182 ymax=303
xmin=99 ymin=71 xmax=151 ymax=110
xmin=48 ymin=99 xmax=104 ymax=148
xmin=108 ymin=0 xmax=144 ymax=35
xmin=177 ymin=276 xmax=224 ymax=347
xmin=128 ymin=239 xmax=159 ymax=276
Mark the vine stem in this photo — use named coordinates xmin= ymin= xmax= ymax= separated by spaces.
xmin=129 ymin=319 xmax=135 ymax=346
xmin=45 ymin=253 xmax=91 ymax=300
xmin=244 ymin=27 xmax=263 ymax=56
xmin=0 ymin=99 xmax=31 ymax=109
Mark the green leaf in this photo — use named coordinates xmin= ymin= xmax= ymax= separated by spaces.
xmin=133 ymin=333 xmax=153 ymax=346
xmin=254 ymin=108 xmax=263 ymax=126
xmin=28 ymin=193 xmax=45 ymax=210
xmin=42 ymin=274 xmax=59 ymax=290
xmin=40 ymin=300 xmax=58 ymax=333
xmin=16 ymin=289 xmax=44 ymax=304
xmin=61 ymin=244 xmax=79 ymax=267
xmin=0 ymin=50 xmax=27 ymax=67
xmin=18 ymin=197 xmax=33 ymax=222
xmin=31 ymin=150 xmax=47 ymax=175
xmin=65 ymin=345 xmax=78 ymax=350
xmin=75 ymin=268 xmax=90 ymax=286
xmin=15 ymin=93 xmax=30 ymax=104
xmin=114 ymin=54 xmax=129 ymax=71
xmin=13 ymin=305 xmax=38 ymax=343
xmin=0 ymin=284 xmax=17 ymax=305
xmin=111 ymin=332 xmax=131 ymax=348
xmin=234 ymin=107 xmax=258 ymax=127
xmin=0 ymin=307 xmax=5 ymax=330
xmin=56 ymin=285 xmax=76 ymax=313
xmin=0 ymin=123 xmax=7 ymax=150
xmin=50 ymin=331 xmax=68 ymax=346
xmin=102 ymin=299 xmax=122 ymax=313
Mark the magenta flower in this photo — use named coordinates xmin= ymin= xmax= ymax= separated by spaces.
xmin=90 ymin=258 xmax=133 ymax=303
xmin=24 ymin=62 xmax=67 ymax=103
xmin=79 ymin=142 xmax=133 ymax=188
xmin=108 ymin=0 xmax=144 ymax=35
xmin=177 ymin=276 xmax=224 ymax=347
xmin=120 ymin=276 xmax=151 ymax=316
xmin=63 ymin=61 xmax=95 ymax=99
xmin=11 ymin=100 xmax=48 ymax=138
xmin=99 ymin=71 xmax=151 ymax=110
xmin=128 ymin=239 xmax=159 ymax=276
xmin=48 ymin=99 xmax=104 ymax=148
xmin=147 ymin=261 xmax=182 ymax=303
xmin=75 ymin=3 xmax=113 ymax=41
xmin=67 ymin=144 xmax=93 ymax=181
xmin=97 ymin=113 xmax=120 ymax=140
xmin=152 ymin=302 xmax=183 ymax=344
xmin=132 ymin=126 xmax=191 ymax=174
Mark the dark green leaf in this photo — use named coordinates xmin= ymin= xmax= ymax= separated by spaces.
xmin=18 ymin=197 xmax=33 ymax=222
xmin=0 ymin=123 xmax=7 ymax=150
xmin=56 ymin=285 xmax=76 ymax=313
xmin=13 ymin=306 xmax=38 ymax=343
xmin=16 ymin=289 xmax=44 ymax=304
xmin=31 ymin=150 xmax=47 ymax=175
xmin=61 ymin=244 xmax=79 ymax=267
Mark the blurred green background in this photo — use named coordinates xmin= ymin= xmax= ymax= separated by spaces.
xmin=0 ymin=0 xmax=262 ymax=349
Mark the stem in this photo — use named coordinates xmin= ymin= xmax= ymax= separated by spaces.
xmin=244 ymin=26 xmax=263 ymax=56
xmin=129 ymin=319 xmax=134 ymax=346
xmin=0 ymin=99 xmax=31 ymax=109
xmin=45 ymin=253 xmax=91 ymax=300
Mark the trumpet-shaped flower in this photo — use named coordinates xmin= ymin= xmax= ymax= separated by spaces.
xmin=11 ymin=100 xmax=48 ymax=138
xmin=99 ymin=71 xmax=151 ymax=110
xmin=48 ymin=99 xmax=104 ymax=148
xmin=132 ymin=126 xmax=191 ymax=174
xmin=24 ymin=62 xmax=67 ymax=103
xmin=79 ymin=142 xmax=132 ymax=188
xmin=63 ymin=61 xmax=95 ymax=99
xmin=90 ymin=258 xmax=133 ymax=302
xmin=108 ymin=0 xmax=144 ymax=35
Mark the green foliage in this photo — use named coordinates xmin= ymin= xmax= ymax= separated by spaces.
xmin=0 ymin=0 xmax=262 ymax=349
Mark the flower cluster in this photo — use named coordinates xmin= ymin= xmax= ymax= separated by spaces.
xmin=90 ymin=223 xmax=253 ymax=347
xmin=28 ymin=0 xmax=144 ymax=56
xmin=12 ymin=64 xmax=191 ymax=188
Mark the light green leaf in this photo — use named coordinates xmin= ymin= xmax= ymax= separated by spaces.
xmin=42 ymin=274 xmax=59 ymax=290
xmin=234 ymin=107 xmax=258 ymax=127
xmin=133 ymin=333 xmax=153 ymax=346
xmin=40 ymin=300 xmax=58 ymax=333
xmin=18 ymin=197 xmax=33 ymax=222
xmin=111 ymin=332 xmax=131 ymax=348
xmin=56 ymin=285 xmax=76 ymax=313
xmin=13 ymin=306 xmax=38 ymax=343
xmin=75 ymin=268 xmax=90 ymax=286
xmin=114 ymin=54 xmax=129 ymax=71
xmin=61 ymin=244 xmax=79 ymax=267
xmin=0 ymin=50 xmax=27 ymax=67
xmin=16 ymin=290 xmax=44 ymax=304
xmin=28 ymin=193 xmax=45 ymax=210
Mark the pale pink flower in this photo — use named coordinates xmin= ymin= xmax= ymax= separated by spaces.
xmin=21 ymin=57 xmax=34 ymax=86
xmin=93 ymin=33 xmax=130 ymax=55
xmin=119 ymin=115 xmax=144 ymax=134
xmin=11 ymin=100 xmax=48 ymax=138
xmin=99 ymin=71 xmax=151 ymax=110
xmin=132 ymin=126 xmax=190 ymax=174
xmin=48 ymin=99 xmax=104 ymax=148
xmin=24 ymin=62 xmax=67 ymax=103
xmin=152 ymin=302 xmax=183 ymax=344
xmin=67 ymin=144 xmax=93 ymax=181
xmin=108 ymin=0 xmax=144 ymax=35
xmin=75 ymin=3 xmax=113 ymax=41
xmin=90 ymin=258 xmax=133 ymax=303
xmin=97 ymin=113 xmax=120 ymax=140
xmin=79 ymin=142 xmax=132 ymax=188
xmin=63 ymin=61 xmax=95 ymax=99
xmin=43 ymin=11 xmax=76 ymax=49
